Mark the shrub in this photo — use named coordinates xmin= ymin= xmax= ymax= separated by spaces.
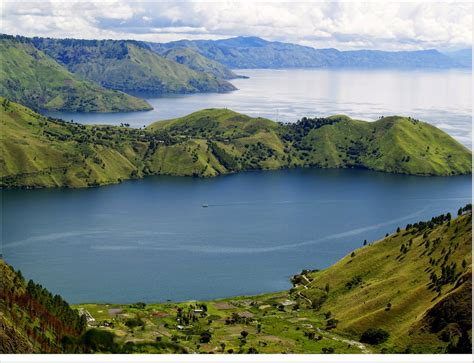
xmin=360 ymin=328 xmax=390 ymax=345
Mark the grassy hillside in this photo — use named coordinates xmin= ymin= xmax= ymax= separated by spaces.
xmin=73 ymin=207 xmax=472 ymax=354
xmin=0 ymin=100 xmax=470 ymax=188
xmin=148 ymin=110 xmax=471 ymax=176
xmin=0 ymin=37 xmax=151 ymax=112
xmin=293 ymin=207 xmax=472 ymax=353
xmin=30 ymin=37 xmax=236 ymax=94
xmin=158 ymin=46 xmax=244 ymax=80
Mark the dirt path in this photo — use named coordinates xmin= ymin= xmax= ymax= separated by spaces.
xmin=316 ymin=328 xmax=371 ymax=354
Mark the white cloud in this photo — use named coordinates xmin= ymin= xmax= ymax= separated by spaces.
xmin=1 ymin=1 xmax=471 ymax=50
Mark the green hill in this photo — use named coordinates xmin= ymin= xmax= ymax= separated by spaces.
xmin=292 ymin=207 xmax=472 ymax=353
xmin=0 ymin=100 xmax=470 ymax=188
xmin=147 ymin=109 xmax=471 ymax=176
xmin=0 ymin=37 xmax=152 ymax=112
xmin=30 ymin=37 xmax=236 ymax=94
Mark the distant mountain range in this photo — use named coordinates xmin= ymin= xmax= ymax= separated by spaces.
xmin=154 ymin=36 xmax=471 ymax=69
xmin=0 ymin=34 xmax=238 ymax=112
xmin=0 ymin=34 xmax=470 ymax=113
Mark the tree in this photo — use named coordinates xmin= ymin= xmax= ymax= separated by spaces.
xmin=240 ymin=330 xmax=249 ymax=339
xmin=200 ymin=331 xmax=212 ymax=344
xmin=360 ymin=328 xmax=390 ymax=345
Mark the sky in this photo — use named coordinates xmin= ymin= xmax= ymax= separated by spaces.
xmin=1 ymin=0 xmax=472 ymax=51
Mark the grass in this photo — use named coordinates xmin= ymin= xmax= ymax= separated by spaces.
xmin=0 ymin=37 xmax=152 ymax=112
xmin=71 ymin=210 xmax=472 ymax=354
xmin=1 ymin=99 xmax=471 ymax=188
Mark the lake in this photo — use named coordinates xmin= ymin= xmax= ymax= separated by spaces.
xmin=2 ymin=168 xmax=471 ymax=303
xmin=45 ymin=68 xmax=472 ymax=148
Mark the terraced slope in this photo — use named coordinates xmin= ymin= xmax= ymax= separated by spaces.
xmin=0 ymin=37 xmax=151 ymax=112
xmin=0 ymin=100 xmax=470 ymax=188
xmin=30 ymin=37 xmax=236 ymax=94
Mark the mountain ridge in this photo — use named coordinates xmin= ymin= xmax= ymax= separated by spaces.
xmin=0 ymin=99 xmax=471 ymax=189
xmin=155 ymin=36 xmax=469 ymax=69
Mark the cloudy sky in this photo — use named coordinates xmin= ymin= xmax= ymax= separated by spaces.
xmin=1 ymin=0 xmax=471 ymax=51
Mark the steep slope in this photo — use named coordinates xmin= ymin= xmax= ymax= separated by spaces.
xmin=159 ymin=36 xmax=467 ymax=69
xmin=153 ymin=46 xmax=243 ymax=80
xmin=294 ymin=208 xmax=472 ymax=353
xmin=1 ymin=100 xmax=470 ymax=188
xmin=0 ymin=259 xmax=87 ymax=353
xmin=30 ymin=37 xmax=236 ymax=94
xmin=0 ymin=37 xmax=151 ymax=112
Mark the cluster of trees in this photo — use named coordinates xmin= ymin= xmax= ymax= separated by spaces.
xmin=281 ymin=116 xmax=342 ymax=142
xmin=404 ymin=212 xmax=452 ymax=234
xmin=360 ymin=328 xmax=390 ymax=345
xmin=345 ymin=275 xmax=363 ymax=289
xmin=457 ymin=204 xmax=472 ymax=216
xmin=429 ymin=262 xmax=459 ymax=293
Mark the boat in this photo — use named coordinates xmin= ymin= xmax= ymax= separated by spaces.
xmin=202 ymin=204 xmax=209 ymax=208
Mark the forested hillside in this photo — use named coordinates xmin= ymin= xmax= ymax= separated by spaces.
xmin=0 ymin=259 xmax=86 ymax=353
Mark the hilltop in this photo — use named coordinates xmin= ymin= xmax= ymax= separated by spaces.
xmin=29 ymin=36 xmax=236 ymax=94
xmin=0 ymin=99 xmax=471 ymax=188
xmin=155 ymin=36 xmax=468 ymax=69
xmin=69 ymin=207 xmax=471 ymax=354
xmin=0 ymin=37 xmax=151 ymax=112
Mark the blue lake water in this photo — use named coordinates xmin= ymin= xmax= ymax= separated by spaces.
xmin=45 ymin=68 xmax=472 ymax=148
xmin=2 ymin=168 xmax=471 ymax=303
